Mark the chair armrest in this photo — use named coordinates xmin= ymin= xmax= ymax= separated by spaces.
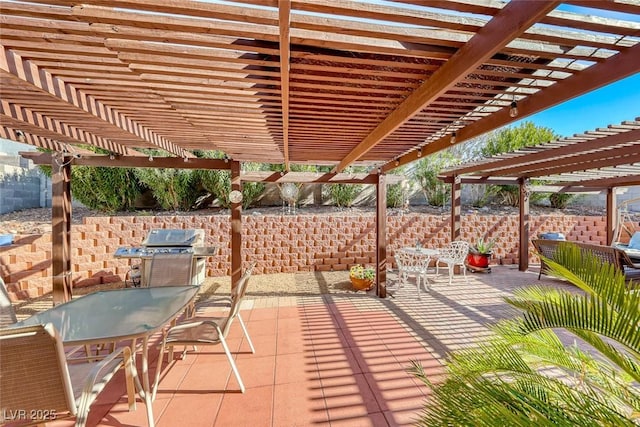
xmin=74 ymin=346 xmax=134 ymax=415
xmin=194 ymin=296 xmax=232 ymax=309
xmin=81 ymin=346 xmax=130 ymax=388
xmin=169 ymin=319 xmax=224 ymax=333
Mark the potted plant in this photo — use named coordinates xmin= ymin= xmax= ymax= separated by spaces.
xmin=349 ymin=264 xmax=375 ymax=291
xmin=467 ymin=237 xmax=495 ymax=268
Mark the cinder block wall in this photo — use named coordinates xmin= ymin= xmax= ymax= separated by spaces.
xmin=0 ymin=213 xmax=607 ymax=300
xmin=0 ymin=175 xmax=43 ymax=214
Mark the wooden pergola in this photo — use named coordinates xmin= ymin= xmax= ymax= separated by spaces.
xmin=1 ymin=1 xmax=639 ymax=301
xmin=439 ymin=118 xmax=640 ymax=272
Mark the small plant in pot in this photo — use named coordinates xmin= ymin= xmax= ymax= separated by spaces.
xmin=349 ymin=264 xmax=375 ymax=291
xmin=467 ymin=237 xmax=495 ymax=268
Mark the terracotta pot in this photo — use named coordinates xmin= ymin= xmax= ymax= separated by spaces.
xmin=350 ymin=276 xmax=373 ymax=291
xmin=467 ymin=252 xmax=491 ymax=268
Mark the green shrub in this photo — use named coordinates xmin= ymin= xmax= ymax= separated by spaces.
xmin=476 ymin=122 xmax=560 ymax=207
xmin=412 ymin=152 xmax=456 ymax=206
xmin=197 ymin=154 xmax=265 ymax=209
xmin=134 ymin=167 xmax=202 ymax=211
xmin=468 ymin=184 xmax=496 ymax=208
xmin=325 ymin=183 xmax=362 ymax=207
xmin=549 ymin=192 xmax=575 ymax=209
xmin=73 ymin=166 xmax=142 ymax=212
xmin=38 ymin=151 xmax=141 ymax=212
xmin=386 ymin=182 xmax=405 ymax=208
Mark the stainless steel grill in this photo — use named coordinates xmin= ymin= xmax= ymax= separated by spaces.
xmin=114 ymin=229 xmax=217 ymax=286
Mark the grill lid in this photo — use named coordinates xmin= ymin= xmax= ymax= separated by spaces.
xmin=142 ymin=229 xmax=203 ymax=247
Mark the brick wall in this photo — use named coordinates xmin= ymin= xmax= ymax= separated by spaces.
xmin=0 ymin=213 xmax=607 ymax=300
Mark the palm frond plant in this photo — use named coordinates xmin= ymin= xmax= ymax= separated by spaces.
xmin=409 ymin=243 xmax=640 ymax=426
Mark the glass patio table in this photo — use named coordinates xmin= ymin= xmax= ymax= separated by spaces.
xmin=14 ymin=286 xmax=199 ymax=427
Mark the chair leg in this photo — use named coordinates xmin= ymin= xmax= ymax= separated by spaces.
xmin=448 ymin=265 xmax=453 ymax=286
xmin=421 ymin=273 xmax=430 ymax=291
xmin=123 ymin=348 xmax=137 ymax=411
xmin=220 ymin=335 xmax=245 ymax=393
xmin=462 ymin=264 xmax=467 ymax=283
xmin=397 ymin=270 xmax=406 ymax=287
xmin=237 ymin=314 xmax=255 ymax=354
xmin=152 ymin=338 xmax=167 ymax=402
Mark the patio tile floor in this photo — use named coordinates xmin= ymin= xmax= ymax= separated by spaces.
xmin=30 ymin=265 xmax=570 ymax=426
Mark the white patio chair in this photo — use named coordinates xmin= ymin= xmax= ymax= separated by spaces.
xmin=436 ymin=240 xmax=469 ymax=285
xmin=0 ymin=324 xmax=138 ymax=427
xmin=395 ymin=249 xmax=432 ymax=299
xmin=153 ymin=265 xmax=255 ymax=397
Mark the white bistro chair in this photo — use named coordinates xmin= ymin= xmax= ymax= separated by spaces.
xmin=436 ymin=240 xmax=470 ymax=285
xmin=395 ymin=248 xmax=433 ymax=299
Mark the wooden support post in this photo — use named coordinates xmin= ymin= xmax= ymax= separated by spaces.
xmin=518 ymin=178 xmax=530 ymax=272
xmin=376 ymin=173 xmax=387 ymax=298
xmin=230 ymin=161 xmax=242 ymax=290
xmin=606 ymin=188 xmax=616 ymax=245
xmin=450 ymin=176 xmax=461 ymax=243
xmin=51 ymin=154 xmax=72 ymax=305
xmin=450 ymin=176 xmax=462 ymax=274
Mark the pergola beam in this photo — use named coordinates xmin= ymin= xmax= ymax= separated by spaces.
xmin=20 ymin=152 xmax=230 ymax=170
xmin=554 ymin=175 xmax=640 ymax=189
xmin=241 ymin=171 xmax=398 ymax=184
xmin=279 ymin=0 xmax=291 ymax=171
xmin=333 ymin=0 xmax=559 ymax=173
xmin=20 ymin=153 xmax=397 ymax=183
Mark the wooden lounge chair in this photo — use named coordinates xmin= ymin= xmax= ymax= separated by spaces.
xmin=532 ymin=239 xmax=563 ymax=279
xmin=531 ymin=239 xmax=640 ymax=282
xmin=0 ymin=324 xmax=138 ymax=427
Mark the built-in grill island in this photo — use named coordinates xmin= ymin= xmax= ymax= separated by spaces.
xmin=114 ymin=229 xmax=217 ymax=286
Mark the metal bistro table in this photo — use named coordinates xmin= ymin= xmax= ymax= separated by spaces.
xmin=14 ymin=286 xmax=199 ymax=427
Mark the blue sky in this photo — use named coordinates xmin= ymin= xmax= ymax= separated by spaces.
xmin=520 ymin=3 xmax=639 ymax=137
xmin=519 ymin=73 xmax=640 ymax=138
